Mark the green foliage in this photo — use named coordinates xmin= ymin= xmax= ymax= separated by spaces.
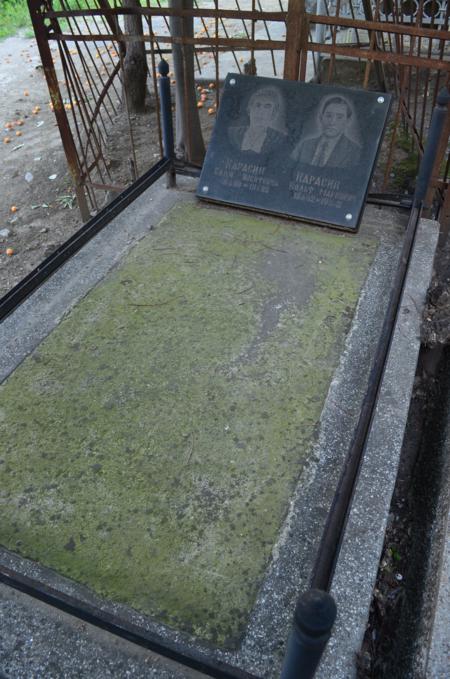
xmin=0 ymin=0 xmax=31 ymax=39
xmin=391 ymin=152 xmax=419 ymax=192
xmin=57 ymin=193 xmax=77 ymax=209
xmin=1 ymin=0 xmax=167 ymax=40
xmin=0 ymin=0 xmax=92 ymax=40
xmin=388 ymin=546 xmax=402 ymax=562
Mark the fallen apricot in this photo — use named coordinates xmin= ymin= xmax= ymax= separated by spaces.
xmin=3 ymin=136 xmax=11 ymax=143
xmin=24 ymin=90 xmax=29 ymax=96
xmin=197 ymin=101 xmax=204 ymax=108
xmin=16 ymin=120 xmax=24 ymax=126
xmin=15 ymin=131 xmax=22 ymax=137
xmin=207 ymin=107 xmax=215 ymax=115
xmin=10 ymin=206 xmax=18 ymax=213
xmin=208 ymin=82 xmax=215 ymax=89
xmin=6 ymin=248 xmax=14 ymax=256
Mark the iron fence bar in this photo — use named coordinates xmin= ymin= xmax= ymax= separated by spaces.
xmin=256 ymin=0 xmax=278 ymax=76
xmin=48 ymin=31 xmax=449 ymax=71
xmin=45 ymin=7 xmax=288 ymax=21
xmin=310 ymin=87 xmax=449 ymax=594
xmin=61 ymin=12 xmax=119 ymax=118
xmin=310 ymin=201 xmax=421 ymax=592
xmin=59 ymin=40 xmax=113 ymax=188
xmin=72 ymin=0 xmax=122 ymax=102
xmin=158 ymin=59 xmax=176 ymax=187
xmin=414 ymin=87 xmax=450 ymax=207
xmin=0 ymin=564 xmax=258 ymax=679
xmin=281 ymin=590 xmax=337 ymax=679
xmin=42 ymin=6 xmax=450 ymax=41
xmin=147 ymin=12 xmax=164 ymax=158
xmin=28 ymin=0 xmax=91 ymax=220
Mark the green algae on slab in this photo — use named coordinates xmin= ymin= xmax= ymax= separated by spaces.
xmin=0 ymin=203 xmax=377 ymax=646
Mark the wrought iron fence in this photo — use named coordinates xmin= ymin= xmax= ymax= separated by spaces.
xmin=28 ymin=0 xmax=449 ymax=221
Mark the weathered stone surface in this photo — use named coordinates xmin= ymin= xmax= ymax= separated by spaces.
xmin=0 ymin=202 xmax=377 ymax=647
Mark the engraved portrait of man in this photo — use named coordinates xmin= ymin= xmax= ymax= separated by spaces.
xmin=228 ymin=85 xmax=288 ymax=155
xmin=291 ymin=95 xmax=362 ymax=169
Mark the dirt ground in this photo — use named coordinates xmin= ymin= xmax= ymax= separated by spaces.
xmin=0 ymin=32 xmax=168 ymax=299
xmin=0 ymin=30 xmax=222 ymax=300
xmin=0 ymin=33 xmax=83 ymax=297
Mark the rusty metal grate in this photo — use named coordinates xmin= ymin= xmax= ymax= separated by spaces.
xmin=28 ymin=0 xmax=449 ymax=221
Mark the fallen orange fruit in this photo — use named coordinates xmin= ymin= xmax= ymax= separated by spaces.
xmin=10 ymin=206 xmax=18 ymax=213
xmin=3 ymin=136 xmax=11 ymax=143
xmin=6 ymin=248 xmax=14 ymax=256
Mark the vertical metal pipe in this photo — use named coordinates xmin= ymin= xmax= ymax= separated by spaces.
xmin=28 ymin=0 xmax=90 ymax=221
xmin=158 ymin=59 xmax=176 ymax=187
xmin=281 ymin=590 xmax=337 ymax=679
xmin=413 ymin=87 xmax=450 ymax=209
xmin=314 ymin=0 xmax=326 ymax=80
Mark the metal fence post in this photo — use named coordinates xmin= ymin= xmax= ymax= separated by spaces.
xmin=158 ymin=59 xmax=176 ymax=188
xmin=280 ymin=589 xmax=337 ymax=679
xmin=413 ymin=87 xmax=450 ymax=210
xmin=28 ymin=0 xmax=91 ymax=221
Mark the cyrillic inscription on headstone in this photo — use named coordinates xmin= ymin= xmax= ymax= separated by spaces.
xmin=197 ymin=75 xmax=391 ymax=231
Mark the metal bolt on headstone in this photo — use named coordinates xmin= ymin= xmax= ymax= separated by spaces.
xmin=280 ymin=589 xmax=337 ymax=679
xmin=158 ymin=59 xmax=176 ymax=188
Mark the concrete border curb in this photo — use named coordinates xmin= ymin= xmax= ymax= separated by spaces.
xmin=317 ymin=217 xmax=440 ymax=679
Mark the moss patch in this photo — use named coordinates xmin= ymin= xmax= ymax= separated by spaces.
xmin=0 ymin=203 xmax=377 ymax=646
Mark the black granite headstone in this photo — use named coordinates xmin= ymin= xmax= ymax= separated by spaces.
xmin=197 ymin=75 xmax=391 ymax=231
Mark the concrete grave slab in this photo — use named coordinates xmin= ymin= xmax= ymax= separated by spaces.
xmin=0 ymin=180 xmax=437 ymax=676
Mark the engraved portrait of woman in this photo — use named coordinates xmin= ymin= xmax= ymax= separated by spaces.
xmin=228 ymin=85 xmax=289 ymax=156
xmin=291 ymin=94 xmax=362 ymax=169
